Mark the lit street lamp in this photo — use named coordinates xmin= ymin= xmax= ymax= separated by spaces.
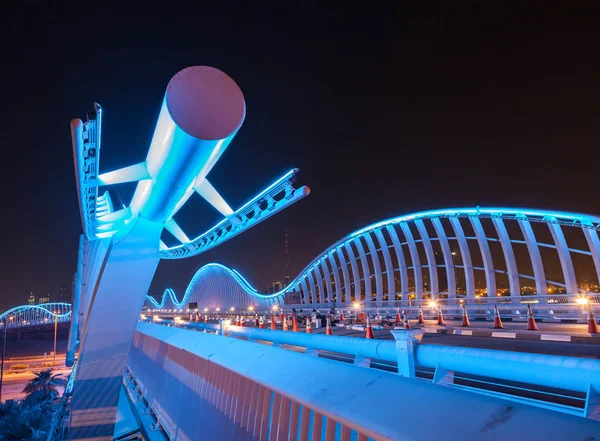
xmin=53 ymin=312 xmax=58 ymax=368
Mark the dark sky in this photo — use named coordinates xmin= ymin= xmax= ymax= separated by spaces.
xmin=1 ymin=2 xmax=599 ymax=310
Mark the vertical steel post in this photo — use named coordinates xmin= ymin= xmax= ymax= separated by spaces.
xmin=53 ymin=314 xmax=58 ymax=367
xmin=0 ymin=318 xmax=6 ymax=402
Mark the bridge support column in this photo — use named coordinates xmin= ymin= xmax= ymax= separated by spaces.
xmin=390 ymin=329 xmax=423 ymax=378
xmin=69 ymin=218 xmax=162 ymax=441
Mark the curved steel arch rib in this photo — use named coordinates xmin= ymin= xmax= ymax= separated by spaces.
xmin=0 ymin=303 xmax=72 ymax=328
xmin=149 ymin=207 xmax=600 ymax=310
xmin=145 ymin=263 xmax=286 ymax=310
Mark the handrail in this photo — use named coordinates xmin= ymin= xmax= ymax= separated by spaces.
xmin=129 ymin=322 xmax=600 ymax=440
xmin=150 ymin=319 xmax=600 ymax=404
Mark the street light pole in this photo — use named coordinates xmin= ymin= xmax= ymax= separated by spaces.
xmin=53 ymin=313 xmax=58 ymax=367
xmin=0 ymin=317 xmax=7 ymax=403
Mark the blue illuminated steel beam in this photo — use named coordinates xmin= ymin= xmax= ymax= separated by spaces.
xmin=68 ymin=66 xmax=310 ymax=441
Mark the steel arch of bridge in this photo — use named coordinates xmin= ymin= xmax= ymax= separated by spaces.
xmin=147 ymin=207 xmax=600 ymax=310
xmin=0 ymin=303 xmax=72 ymax=329
xmin=144 ymin=263 xmax=283 ymax=311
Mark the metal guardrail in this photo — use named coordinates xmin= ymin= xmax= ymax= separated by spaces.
xmin=146 ymin=294 xmax=598 ymax=322
xmin=46 ymin=362 xmax=77 ymax=441
xmin=128 ymin=322 xmax=600 ymax=440
xmin=151 ymin=319 xmax=600 ymax=420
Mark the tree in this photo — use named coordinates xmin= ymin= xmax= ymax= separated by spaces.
xmin=22 ymin=369 xmax=66 ymax=403
xmin=0 ymin=406 xmax=51 ymax=441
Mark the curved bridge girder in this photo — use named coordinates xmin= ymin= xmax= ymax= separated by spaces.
xmin=148 ymin=207 xmax=600 ymax=310
xmin=0 ymin=303 xmax=72 ymax=328
xmin=145 ymin=263 xmax=284 ymax=311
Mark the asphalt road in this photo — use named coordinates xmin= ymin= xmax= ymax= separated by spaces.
xmin=1 ymin=368 xmax=71 ymax=402
xmin=418 ymin=333 xmax=600 ymax=358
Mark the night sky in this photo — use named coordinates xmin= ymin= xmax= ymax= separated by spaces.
xmin=1 ymin=2 xmax=599 ymax=310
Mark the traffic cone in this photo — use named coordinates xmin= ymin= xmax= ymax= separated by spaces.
xmin=306 ymin=319 xmax=312 ymax=333
xmin=204 ymin=315 xmax=207 ymax=323
xmin=240 ymin=316 xmax=245 ymax=327
xmin=437 ymin=308 xmax=445 ymax=326
xmin=270 ymin=315 xmax=276 ymax=330
xmin=587 ymin=303 xmax=599 ymax=334
xmin=527 ymin=304 xmax=538 ymax=331
xmin=417 ymin=309 xmax=425 ymax=324
xmin=280 ymin=312 xmax=284 ymax=323
xmin=326 ymin=317 xmax=332 ymax=335
xmin=461 ymin=305 xmax=471 ymax=327
xmin=283 ymin=315 xmax=289 ymax=331
xmin=255 ymin=314 xmax=259 ymax=327
xmin=340 ymin=311 xmax=346 ymax=322
xmin=493 ymin=305 xmax=504 ymax=329
xmin=395 ymin=308 xmax=402 ymax=323
xmin=235 ymin=315 xmax=239 ymax=326
xmin=292 ymin=314 xmax=299 ymax=332
xmin=365 ymin=315 xmax=375 ymax=339
xmin=403 ymin=313 xmax=410 ymax=329
xmin=259 ymin=316 xmax=265 ymax=329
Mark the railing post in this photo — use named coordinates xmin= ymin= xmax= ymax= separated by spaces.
xmin=390 ymin=329 xmax=424 ymax=378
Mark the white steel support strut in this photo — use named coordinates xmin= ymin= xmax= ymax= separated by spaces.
xmin=67 ymin=66 xmax=310 ymax=441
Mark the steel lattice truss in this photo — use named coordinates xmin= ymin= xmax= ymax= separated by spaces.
xmin=145 ymin=207 xmax=600 ymax=310
xmin=0 ymin=303 xmax=72 ymax=329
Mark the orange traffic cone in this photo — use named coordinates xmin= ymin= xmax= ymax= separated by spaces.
xmin=204 ymin=315 xmax=207 ymax=323
xmin=306 ymin=318 xmax=312 ymax=333
xmin=587 ymin=303 xmax=599 ymax=334
xmin=283 ymin=315 xmax=289 ymax=331
xmin=240 ymin=316 xmax=245 ymax=327
xmin=326 ymin=317 xmax=332 ymax=335
xmin=365 ymin=315 xmax=375 ymax=339
xmin=271 ymin=315 xmax=276 ymax=330
xmin=340 ymin=311 xmax=346 ymax=322
xmin=493 ymin=305 xmax=504 ymax=329
xmin=395 ymin=308 xmax=402 ymax=323
xmin=292 ymin=314 xmax=299 ymax=332
xmin=280 ymin=312 xmax=285 ymax=323
xmin=403 ymin=313 xmax=410 ymax=329
xmin=259 ymin=316 xmax=265 ymax=329
xmin=235 ymin=315 xmax=239 ymax=326
xmin=417 ymin=309 xmax=425 ymax=324
xmin=437 ymin=308 xmax=445 ymax=326
xmin=527 ymin=304 xmax=538 ymax=331
xmin=461 ymin=305 xmax=471 ymax=327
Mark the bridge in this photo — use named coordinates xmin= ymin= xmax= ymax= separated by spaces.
xmin=56 ymin=66 xmax=600 ymax=440
xmin=0 ymin=303 xmax=71 ymax=329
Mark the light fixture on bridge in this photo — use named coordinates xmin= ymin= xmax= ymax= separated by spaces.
xmin=203 ymin=308 xmax=208 ymax=312
xmin=272 ymin=305 xmax=278 ymax=311
xmin=216 ymin=308 xmax=221 ymax=312
xmin=428 ymin=301 xmax=437 ymax=308
xmin=576 ymin=297 xmax=589 ymax=305
xmin=249 ymin=306 xmax=254 ymax=311
xmin=230 ymin=307 xmax=235 ymax=311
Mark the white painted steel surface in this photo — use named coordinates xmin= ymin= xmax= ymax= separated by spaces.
xmin=127 ymin=322 xmax=600 ymax=440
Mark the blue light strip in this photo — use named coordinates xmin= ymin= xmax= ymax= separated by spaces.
xmin=0 ymin=303 xmax=73 ymax=321
xmin=161 ymin=169 xmax=298 ymax=253
xmin=146 ymin=263 xmax=297 ymax=309
xmin=147 ymin=207 xmax=600 ymax=309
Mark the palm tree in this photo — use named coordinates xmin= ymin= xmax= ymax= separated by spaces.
xmin=0 ymin=406 xmax=51 ymax=441
xmin=23 ymin=369 xmax=66 ymax=402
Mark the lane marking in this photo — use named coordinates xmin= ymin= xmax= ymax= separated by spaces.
xmin=540 ymin=334 xmax=571 ymax=342
xmin=491 ymin=332 xmax=516 ymax=338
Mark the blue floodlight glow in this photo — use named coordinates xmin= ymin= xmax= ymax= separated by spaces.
xmin=161 ymin=169 xmax=299 ymax=252
xmin=0 ymin=303 xmax=73 ymax=321
xmin=147 ymin=206 xmax=600 ymax=309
